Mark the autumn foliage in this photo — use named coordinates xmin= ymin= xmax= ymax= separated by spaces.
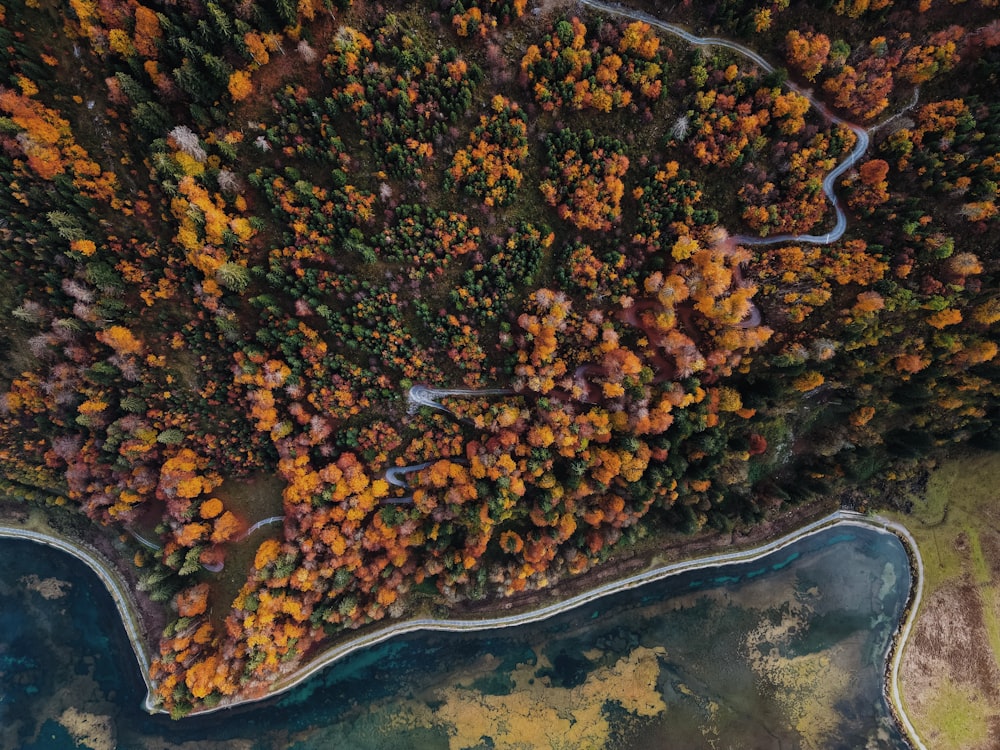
xmin=521 ymin=18 xmax=664 ymax=112
xmin=0 ymin=0 xmax=997 ymax=720
xmin=447 ymin=96 xmax=529 ymax=207
xmin=539 ymin=129 xmax=630 ymax=231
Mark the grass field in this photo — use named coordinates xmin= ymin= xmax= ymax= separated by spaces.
xmin=205 ymin=475 xmax=286 ymax=632
xmin=886 ymin=450 xmax=1000 ymax=750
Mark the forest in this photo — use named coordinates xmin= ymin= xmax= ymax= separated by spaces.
xmin=0 ymin=0 xmax=997 ymax=716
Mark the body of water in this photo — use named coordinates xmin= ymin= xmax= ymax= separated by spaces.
xmin=0 ymin=524 xmax=911 ymax=749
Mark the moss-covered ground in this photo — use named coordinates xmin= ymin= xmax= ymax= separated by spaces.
xmin=887 ymin=450 xmax=1000 ymax=750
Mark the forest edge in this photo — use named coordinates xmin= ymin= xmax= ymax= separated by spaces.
xmin=0 ymin=501 xmax=926 ymax=750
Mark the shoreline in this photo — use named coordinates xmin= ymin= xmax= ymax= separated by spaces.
xmin=879 ymin=518 xmax=928 ymax=750
xmin=0 ymin=509 xmax=926 ymax=748
xmin=0 ymin=524 xmax=157 ymax=707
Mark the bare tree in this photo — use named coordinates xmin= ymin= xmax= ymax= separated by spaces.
xmin=670 ymin=114 xmax=691 ymax=141
xmin=169 ymin=125 xmax=207 ymax=162
xmin=297 ymin=40 xmax=317 ymax=63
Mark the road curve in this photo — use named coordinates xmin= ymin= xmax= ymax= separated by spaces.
xmin=739 ymin=302 xmax=763 ymax=328
xmin=384 ymin=462 xmax=434 ymax=488
xmin=580 ymin=0 xmax=871 ymax=247
xmin=879 ymin=517 xmax=928 ymax=750
xmin=236 ymin=515 xmax=284 ymax=542
xmin=129 ymin=529 xmax=162 ymax=551
xmin=407 ymin=385 xmax=515 ymax=416
xmin=383 ymin=460 xmax=470 ymax=504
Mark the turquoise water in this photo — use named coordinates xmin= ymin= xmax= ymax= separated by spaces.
xmin=0 ymin=525 xmax=911 ymax=749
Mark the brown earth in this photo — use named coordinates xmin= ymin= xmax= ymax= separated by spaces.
xmin=890 ymin=450 xmax=1000 ymax=750
xmin=904 ymin=582 xmax=998 ymax=698
xmin=898 ymin=583 xmax=1000 ymax=750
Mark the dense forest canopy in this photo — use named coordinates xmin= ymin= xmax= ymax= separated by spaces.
xmin=0 ymin=0 xmax=997 ymax=715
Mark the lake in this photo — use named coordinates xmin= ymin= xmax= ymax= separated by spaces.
xmin=0 ymin=523 xmax=912 ymax=749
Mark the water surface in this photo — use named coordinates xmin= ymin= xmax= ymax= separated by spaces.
xmin=0 ymin=525 xmax=911 ymax=749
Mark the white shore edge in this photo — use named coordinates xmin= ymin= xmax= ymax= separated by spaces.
xmin=0 ymin=525 xmax=157 ymax=704
xmin=2 ymin=510 xmax=926 ymax=747
xmin=0 ymin=2 xmax=933 ymax=741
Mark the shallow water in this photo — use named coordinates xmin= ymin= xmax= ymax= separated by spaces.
xmin=0 ymin=524 xmax=911 ymax=749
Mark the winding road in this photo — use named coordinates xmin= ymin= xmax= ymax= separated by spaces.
xmin=407 ymin=385 xmax=515 ymax=416
xmin=384 ymin=462 xmax=435 ymax=489
xmin=0 ymin=6 xmax=934 ymax=742
xmin=580 ymin=0 xmax=876 ymax=247
xmin=236 ymin=515 xmax=284 ymax=542
xmin=128 ymin=515 xmax=285 ymax=573
xmin=380 ymin=9 xmax=929 ymax=743
xmin=381 ymin=461 xmax=435 ymax=504
xmin=403 ymin=0 xmax=928 ymax=409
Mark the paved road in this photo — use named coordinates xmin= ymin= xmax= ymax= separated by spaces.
xmin=237 ymin=515 xmax=284 ymax=541
xmin=739 ymin=302 xmax=762 ymax=328
xmin=407 ymin=385 xmax=514 ymax=416
xmin=384 ymin=462 xmax=434 ymax=488
xmin=580 ymin=0 xmax=872 ymax=247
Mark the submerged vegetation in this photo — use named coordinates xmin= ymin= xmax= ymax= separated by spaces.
xmin=0 ymin=0 xmax=997 ymax=715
